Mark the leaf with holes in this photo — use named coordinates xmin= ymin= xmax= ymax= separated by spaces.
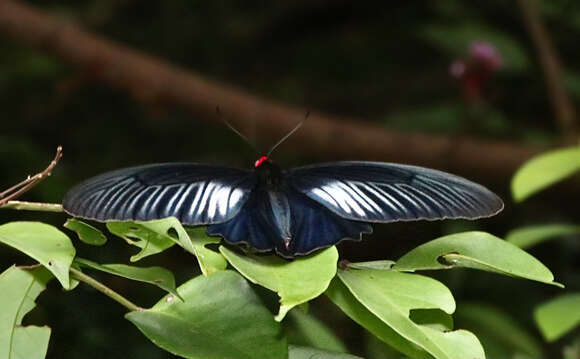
xmin=185 ymin=227 xmax=226 ymax=275
xmin=393 ymin=231 xmax=561 ymax=287
xmin=220 ymin=246 xmax=338 ymax=321
xmin=106 ymin=218 xmax=192 ymax=261
xmin=512 ymin=146 xmax=580 ymax=202
xmin=0 ymin=266 xmax=52 ymax=359
xmin=74 ymin=257 xmax=180 ymax=299
xmin=126 ymin=270 xmax=287 ymax=359
xmin=334 ymin=268 xmax=485 ymax=359
xmin=64 ymin=218 xmax=107 ymax=245
xmin=0 ymin=222 xmax=75 ymax=289
xmin=326 ymin=277 xmax=427 ymax=358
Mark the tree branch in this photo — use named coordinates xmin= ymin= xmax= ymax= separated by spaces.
xmin=0 ymin=146 xmax=62 ymax=206
xmin=0 ymin=0 xmax=549 ymax=180
xmin=517 ymin=0 xmax=578 ymax=143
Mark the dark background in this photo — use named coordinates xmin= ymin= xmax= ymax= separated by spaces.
xmin=1 ymin=1 xmax=580 ymax=358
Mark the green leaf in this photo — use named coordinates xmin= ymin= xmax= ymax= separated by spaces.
xmin=512 ymin=146 xmax=580 ymax=202
xmin=64 ymin=218 xmax=107 ymax=246
xmin=335 ymin=269 xmax=485 ymax=359
xmin=126 ymin=270 xmax=287 ymax=359
xmin=455 ymin=303 xmax=542 ymax=358
xmin=409 ymin=309 xmax=453 ymax=332
xmin=535 ymin=293 xmax=580 ymax=342
xmin=107 ymin=219 xmax=226 ymax=274
xmin=74 ymin=257 xmax=180 ymax=299
xmin=0 ymin=266 xmax=52 ymax=359
xmin=393 ymin=231 xmax=561 ymax=287
xmin=0 ymin=222 xmax=76 ymax=289
xmin=285 ymin=308 xmax=347 ymax=353
xmin=326 ymin=278 xmax=427 ymax=358
xmin=365 ymin=333 xmax=411 ymax=359
xmin=107 ymin=219 xmax=186 ymax=261
xmin=506 ymin=224 xmax=580 ymax=249
xmin=346 ymin=260 xmax=395 ymax=270
xmin=288 ymin=345 xmax=363 ymax=359
xmin=185 ymin=227 xmax=227 ymax=275
xmin=219 ymin=246 xmax=338 ymax=321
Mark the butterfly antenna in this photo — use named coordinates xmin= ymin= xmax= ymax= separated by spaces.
xmin=267 ymin=110 xmax=310 ymax=157
xmin=216 ymin=106 xmax=258 ymax=152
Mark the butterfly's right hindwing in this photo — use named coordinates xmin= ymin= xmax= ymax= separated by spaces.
xmin=62 ymin=163 xmax=256 ymax=225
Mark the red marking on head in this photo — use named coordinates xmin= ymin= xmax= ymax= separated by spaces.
xmin=254 ymin=155 xmax=268 ymax=168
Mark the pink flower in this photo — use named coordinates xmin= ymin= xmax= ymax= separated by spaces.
xmin=449 ymin=40 xmax=503 ymax=103
xmin=469 ymin=41 xmax=503 ymax=71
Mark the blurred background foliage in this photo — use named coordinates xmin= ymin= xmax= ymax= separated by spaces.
xmin=1 ymin=1 xmax=580 ymax=358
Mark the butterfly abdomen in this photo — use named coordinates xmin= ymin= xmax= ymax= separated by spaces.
xmin=267 ymin=190 xmax=292 ymax=247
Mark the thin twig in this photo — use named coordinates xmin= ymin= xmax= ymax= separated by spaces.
xmin=0 ymin=146 xmax=63 ymax=206
xmin=70 ymin=267 xmax=144 ymax=312
xmin=0 ymin=200 xmax=63 ymax=212
xmin=517 ymin=0 xmax=578 ymax=143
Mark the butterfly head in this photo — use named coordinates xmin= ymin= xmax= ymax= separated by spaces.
xmin=254 ymin=155 xmax=269 ymax=168
xmin=254 ymin=155 xmax=283 ymax=188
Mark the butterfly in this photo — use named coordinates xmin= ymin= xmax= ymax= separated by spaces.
xmin=62 ymin=155 xmax=503 ymax=258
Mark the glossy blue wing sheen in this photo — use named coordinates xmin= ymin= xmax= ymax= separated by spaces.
xmin=63 ymin=160 xmax=503 ymax=258
xmin=288 ymin=161 xmax=504 ymax=222
xmin=62 ymin=163 xmax=255 ymax=225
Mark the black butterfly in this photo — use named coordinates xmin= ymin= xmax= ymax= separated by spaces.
xmin=62 ymin=156 xmax=503 ymax=258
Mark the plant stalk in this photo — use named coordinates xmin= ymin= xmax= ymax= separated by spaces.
xmin=69 ymin=267 xmax=144 ymax=312
xmin=0 ymin=200 xmax=63 ymax=212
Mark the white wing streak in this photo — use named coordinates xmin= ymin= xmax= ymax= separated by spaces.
xmin=289 ymin=161 xmax=503 ymax=222
xmin=62 ymin=163 xmax=255 ymax=225
xmin=347 ymin=181 xmax=382 ymax=213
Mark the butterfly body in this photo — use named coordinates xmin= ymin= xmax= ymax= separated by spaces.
xmin=251 ymin=159 xmax=294 ymax=249
xmin=203 ymin=158 xmax=372 ymax=257
xmin=63 ymin=158 xmax=503 ymax=258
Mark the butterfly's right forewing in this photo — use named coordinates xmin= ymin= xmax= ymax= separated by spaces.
xmin=287 ymin=161 xmax=503 ymax=223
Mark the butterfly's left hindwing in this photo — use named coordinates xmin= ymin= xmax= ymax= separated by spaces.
xmin=287 ymin=161 xmax=503 ymax=223
xmin=62 ymin=163 xmax=256 ymax=225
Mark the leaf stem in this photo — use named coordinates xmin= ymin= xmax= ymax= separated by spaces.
xmin=69 ymin=267 xmax=144 ymax=312
xmin=0 ymin=200 xmax=63 ymax=212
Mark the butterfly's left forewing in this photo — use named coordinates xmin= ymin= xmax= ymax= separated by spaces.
xmin=63 ymin=163 xmax=256 ymax=225
xmin=287 ymin=161 xmax=503 ymax=223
